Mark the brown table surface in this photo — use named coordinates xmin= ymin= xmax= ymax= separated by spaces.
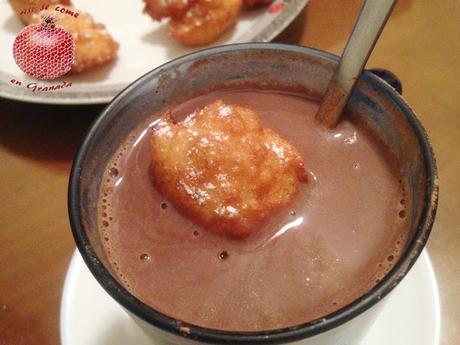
xmin=1 ymin=1 xmax=459 ymax=344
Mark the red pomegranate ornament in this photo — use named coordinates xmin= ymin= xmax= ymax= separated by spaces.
xmin=13 ymin=15 xmax=75 ymax=80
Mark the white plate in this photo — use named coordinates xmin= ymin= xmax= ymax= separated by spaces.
xmin=60 ymin=250 xmax=441 ymax=345
xmin=0 ymin=0 xmax=308 ymax=104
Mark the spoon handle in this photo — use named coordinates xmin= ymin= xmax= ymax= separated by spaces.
xmin=316 ymin=0 xmax=397 ymax=128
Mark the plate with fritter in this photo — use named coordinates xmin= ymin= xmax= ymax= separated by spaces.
xmin=0 ymin=0 xmax=308 ymax=104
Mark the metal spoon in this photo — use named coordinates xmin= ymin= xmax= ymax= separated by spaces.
xmin=315 ymin=0 xmax=397 ymax=128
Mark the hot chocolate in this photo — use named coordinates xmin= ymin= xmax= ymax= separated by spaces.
xmin=98 ymin=89 xmax=409 ymax=332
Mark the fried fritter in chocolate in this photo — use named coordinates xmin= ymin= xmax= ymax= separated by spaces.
xmin=150 ymin=100 xmax=308 ymax=238
xmin=168 ymin=0 xmax=242 ymax=46
xmin=30 ymin=7 xmax=119 ymax=74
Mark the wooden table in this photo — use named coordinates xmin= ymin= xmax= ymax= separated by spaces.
xmin=1 ymin=1 xmax=458 ymax=344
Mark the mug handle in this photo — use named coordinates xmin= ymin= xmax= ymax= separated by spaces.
xmin=368 ymin=68 xmax=403 ymax=95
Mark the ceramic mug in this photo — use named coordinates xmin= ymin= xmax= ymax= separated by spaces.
xmin=68 ymin=43 xmax=438 ymax=344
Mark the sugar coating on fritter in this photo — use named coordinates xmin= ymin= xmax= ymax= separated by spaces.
xmin=168 ymin=0 xmax=242 ymax=46
xmin=143 ymin=0 xmax=194 ymax=20
xmin=150 ymin=100 xmax=308 ymax=238
xmin=30 ymin=7 xmax=118 ymax=74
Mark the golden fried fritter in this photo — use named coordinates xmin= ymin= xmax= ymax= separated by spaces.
xmin=150 ymin=100 xmax=308 ymax=238
xmin=143 ymin=0 xmax=194 ymax=20
xmin=168 ymin=0 xmax=242 ymax=46
xmin=7 ymin=0 xmax=72 ymax=25
xmin=30 ymin=7 xmax=119 ymax=74
xmin=243 ymin=0 xmax=273 ymax=7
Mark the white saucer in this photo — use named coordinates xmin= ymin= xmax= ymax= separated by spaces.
xmin=60 ymin=250 xmax=440 ymax=345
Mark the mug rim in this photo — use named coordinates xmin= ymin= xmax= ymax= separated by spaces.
xmin=68 ymin=42 xmax=439 ymax=344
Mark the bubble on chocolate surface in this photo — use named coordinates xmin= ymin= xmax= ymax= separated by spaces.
xmin=398 ymin=210 xmax=406 ymax=218
xmin=140 ymin=253 xmax=151 ymax=261
xmin=160 ymin=202 xmax=168 ymax=210
xmin=193 ymin=230 xmax=200 ymax=237
xmin=290 ymin=210 xmax=296 ymax=217
xmin=219 ymin=251 xmax=229 ymax=260
xmin=109 ymin=167 xmax=119 ymax=178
